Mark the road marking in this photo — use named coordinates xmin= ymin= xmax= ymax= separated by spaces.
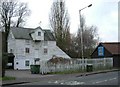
xmin=92 ymin=79 xmax=108 ymax=84
xmin=54 ymin=81 xmax=58 ymax=84
xmin=104 ymin=80 xmax=107 ymax=82
xmin=48 ymin=80 xmax=65 ymax=84
xmin=95 ymin=81 xmax=105 ymax=84
xmin=109 ymin=77 xmax=117 ymax=81
xmin=92 ymin=77 xmax=117 ymax=84
xmin=60 ymin=83 xmax=64 ymax=85
xmin=64 ymin=81 xmax=85 ymax=85
xmin=48 ymin=80 xmax=85 ymax=85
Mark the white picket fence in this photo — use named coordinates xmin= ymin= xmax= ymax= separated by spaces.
xmin=39 ymin=58 xmax=113 ymax=74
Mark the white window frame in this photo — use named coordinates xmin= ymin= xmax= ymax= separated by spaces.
xmin=38 ymin=32 xmax=41 ymax=36
xmin=25 ymin=60 xmax=29 ymax=66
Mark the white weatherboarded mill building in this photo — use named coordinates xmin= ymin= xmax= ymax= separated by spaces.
xmin=7 ymin=27 xmax=70 ymax=70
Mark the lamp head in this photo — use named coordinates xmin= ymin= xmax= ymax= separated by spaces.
xmin=88 ymin=4 xmax=92 ymax=7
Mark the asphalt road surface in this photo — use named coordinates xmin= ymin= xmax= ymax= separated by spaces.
xmin=4 ymin=71 xmax=119 ymax=87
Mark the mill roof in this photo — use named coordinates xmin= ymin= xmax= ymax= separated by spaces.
xmin=11 ymin=27 xmax=56 ymax=41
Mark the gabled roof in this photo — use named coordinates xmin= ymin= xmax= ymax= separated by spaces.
xmin=11 ymin=27 xmax=34 ymax=40
xmin=30 ymin=26 xmax=43 ymax=34
xmin=91 ymin=42 xmax=120 ymax=56
xmin=10 ymin=27 xmax=56 ymax=41
xmin=101 ymin=42 xmax=120 ymax=55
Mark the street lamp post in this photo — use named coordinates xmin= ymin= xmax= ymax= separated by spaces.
xmin=79 ymin=4 xmax=92 ymax=70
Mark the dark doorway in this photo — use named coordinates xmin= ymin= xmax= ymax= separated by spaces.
xmin=6 ymin=53 xmax=15 ymax=69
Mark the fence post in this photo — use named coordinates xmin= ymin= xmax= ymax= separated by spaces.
xmin=110 ymin=58 xmax=113 ymax=68
xmin=104 ymin=58 xmax=106 ymax=69
xmin=85 ymin=59 xmax=87 ymax=71
xmin=95 ymin=59 xmax=97 ymax=71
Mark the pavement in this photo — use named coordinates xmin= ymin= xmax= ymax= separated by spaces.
xmin=2 ymin=68 xmax=119 ymax=86
xmin=2 ymin=70 xmax=56 ymax=86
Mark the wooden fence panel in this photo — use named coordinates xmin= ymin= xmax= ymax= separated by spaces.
xmin=39 ymin=58 xmax=113 ymax=74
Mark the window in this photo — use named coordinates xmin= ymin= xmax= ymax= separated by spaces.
xmin=38 ymin=32 xmax=41 ymax=36
xmin=10 ymin=49 xmax=13 ymax=53
xmin=25 ymin=48 xmax=30 ymax=53
xmin=34 ymin=58 xmax=40 ymax=65
xmin=16 ymin=62 xmax=18 ymax=65
xmin=25 ymin=61 xmax=29 ymax=66
xmin=44 ymin=48 xmax=48 ymax=54
xmin=98 ymin=46 xmax=104 ymax=56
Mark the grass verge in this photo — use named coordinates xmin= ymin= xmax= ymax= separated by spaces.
xmin=46 ymin=68 xmax=115 ymax=75
xmin=0 ymin=76 xmax=15 ymax=81
xmin=47 ymin=69 xmax=85 ymax=74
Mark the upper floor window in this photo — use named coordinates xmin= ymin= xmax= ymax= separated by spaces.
xmin=38 ymin=32 xmax=41 ymax=36
xmin=44 ymin=48 xmax=48 ymax=54
xmin=25 ymin=48 xmax=30 ymax=53
xmin=98 ymin=46 xmax=104 ymax=56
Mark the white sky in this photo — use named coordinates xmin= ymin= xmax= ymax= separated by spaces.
xmin=22 ymin=0 xmax=118 ymax=42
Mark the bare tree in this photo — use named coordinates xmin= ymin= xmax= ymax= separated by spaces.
xmin=0 ymin=0 xmax=30 ymax=77
xmin=0 ymin=0 xmax=30 ymax=38
xmin=76 ymin=16 xmax=99 ymax=58
xmin=1 ymin=0 xmax=17 ymax=40
xmin=15 ymin=2 xmax=30 ymax=27
xmin=49 ymin=0 xmax=71 ymax=52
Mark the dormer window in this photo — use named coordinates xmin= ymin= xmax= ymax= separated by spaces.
xmin=38 ymin=32 xmax=41 ymax=36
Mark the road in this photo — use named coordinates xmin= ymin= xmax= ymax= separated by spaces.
xmin=4 ymin=71 xmax=119 ymax=86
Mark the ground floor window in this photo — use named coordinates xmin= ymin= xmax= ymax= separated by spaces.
xmin=25 ymin=60 xmax=29 ymax=66
xmin=10 ymin=49 xmax=13 ymax=53
xmin=16 ymin=62 xmax=19 ymax=64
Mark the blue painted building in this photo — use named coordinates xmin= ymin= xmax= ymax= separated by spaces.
xmin=91 ymin=42 xmax=120 ymax=67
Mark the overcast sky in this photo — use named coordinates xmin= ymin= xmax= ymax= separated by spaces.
xmin=22 ymin=0 xmax=118 ymax=42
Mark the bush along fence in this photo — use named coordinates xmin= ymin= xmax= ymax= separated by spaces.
xmin=39 ymin=58 xmax=113 ymax=74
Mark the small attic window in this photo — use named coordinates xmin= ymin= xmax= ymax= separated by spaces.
xmin=38 ymin=32 xmax=41 ymax=36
